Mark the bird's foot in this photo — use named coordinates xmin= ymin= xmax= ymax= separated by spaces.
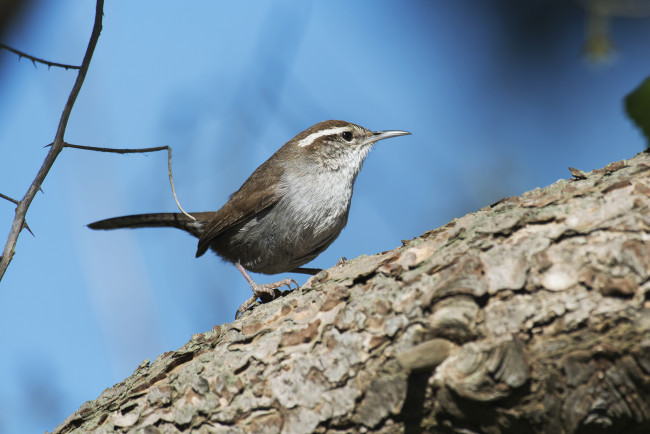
xmin=236 ymin=295 xmax=259 ymax=320
xmin=235 ymin=278 xmax=298 ymax=319
xmin=251 ymin=278 xmax=299 ymax=302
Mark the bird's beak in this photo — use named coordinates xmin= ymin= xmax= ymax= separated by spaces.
xmin=370 ymin=130 xmax=411 ymax=143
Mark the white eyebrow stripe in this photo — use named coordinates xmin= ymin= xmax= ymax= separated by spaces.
xmin=296 ymin=126 xmax=349 ymax=148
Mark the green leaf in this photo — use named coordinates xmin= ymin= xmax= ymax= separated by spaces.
xmin=625 ymin=75 xmax=650 ymax=147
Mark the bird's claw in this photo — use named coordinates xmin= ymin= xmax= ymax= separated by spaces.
xmin=251 ymin=278 xmax=297 ymax=298
xmin=235 ymin=278 xmax=299 ymax=319
xmin=235 ymin=295 xmax=258 ymax=320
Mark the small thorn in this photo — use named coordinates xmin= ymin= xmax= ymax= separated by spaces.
xmin=23 ymin=222 xmax=34 ymax=237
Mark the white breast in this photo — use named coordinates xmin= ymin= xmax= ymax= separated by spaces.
xmin=230 ymin=144 xmax=372 ymax=274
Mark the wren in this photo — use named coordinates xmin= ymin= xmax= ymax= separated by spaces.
xmin=89 ymin=120 xmax=411 ymax=317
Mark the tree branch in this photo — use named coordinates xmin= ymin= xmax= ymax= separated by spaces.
xmin=60 ymin=142 xmax=196 ymax=221
xmin=52 ymin=151 xmax=650 ymax=433
xmin=0 ymin=43 xmax=81 ymax=70
xmin=0 ymin=0 xmax=104 ymax=281
xmin=0 ymin=193 xmax=33 ymax=237
xmin=0 ymin=193 xmax=19 ymax=206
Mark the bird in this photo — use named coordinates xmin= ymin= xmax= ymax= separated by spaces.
xmin=88 ymin=120 xmax=411 ymax=317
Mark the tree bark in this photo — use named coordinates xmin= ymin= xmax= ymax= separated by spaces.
xmin=53 ymin=151 xmax=650 ymax=434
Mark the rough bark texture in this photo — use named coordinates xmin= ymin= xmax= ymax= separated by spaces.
xmin=53 ymin=152 xmax=650 ymax=434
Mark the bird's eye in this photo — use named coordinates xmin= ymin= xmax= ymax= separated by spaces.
xmin=341 ymin=131 xmax=353 ymax=142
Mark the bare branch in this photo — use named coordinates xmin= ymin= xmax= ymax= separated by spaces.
xmin=61 ymin=142 xmax=196 ymax=221
xmin=0 ymin=193 xmax=19 ymax=205
xmin=60 ymin=143 xmax=168 ymax=154
xmin=0 ymin=0 xmax=104 ymax=281
xmin=0 ymin=194 xmax=34 ymax=237
xmin=0 ymin=43 xmax=81 ymax=70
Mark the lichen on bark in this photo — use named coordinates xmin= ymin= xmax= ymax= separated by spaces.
xmin=53 ymin=152 xmax=650 ymax=434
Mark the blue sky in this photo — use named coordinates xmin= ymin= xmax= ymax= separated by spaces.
xmin=1 ymin=1 xmax=649 ymax=432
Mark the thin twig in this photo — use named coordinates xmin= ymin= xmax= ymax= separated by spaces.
xmin=0 ymin=193 xmax=19 ymax=205
xmin=0 ymin=0 xmax=104 ymax=281
xmin=0 ymin=194 xmax=34 ymax=236
xmin=59 ymin=143 xmax=170 ymax=154
xmin=61 ymin=142 xmax=196 ymax=221
xmin=0 ymin=43 xmax=81 ymax=70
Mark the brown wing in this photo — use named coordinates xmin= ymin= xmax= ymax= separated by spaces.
xmin=195 ymin=156 xmax=284 ymax=258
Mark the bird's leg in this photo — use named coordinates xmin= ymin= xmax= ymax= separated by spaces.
xmin=234 ymin=262 xmax=298 ymax=318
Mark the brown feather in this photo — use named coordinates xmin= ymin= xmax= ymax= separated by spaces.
xmin=88 ymin=212 xmax=217 ymax=238
xmin=195 ymin=153 xmax=285 ymax=257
